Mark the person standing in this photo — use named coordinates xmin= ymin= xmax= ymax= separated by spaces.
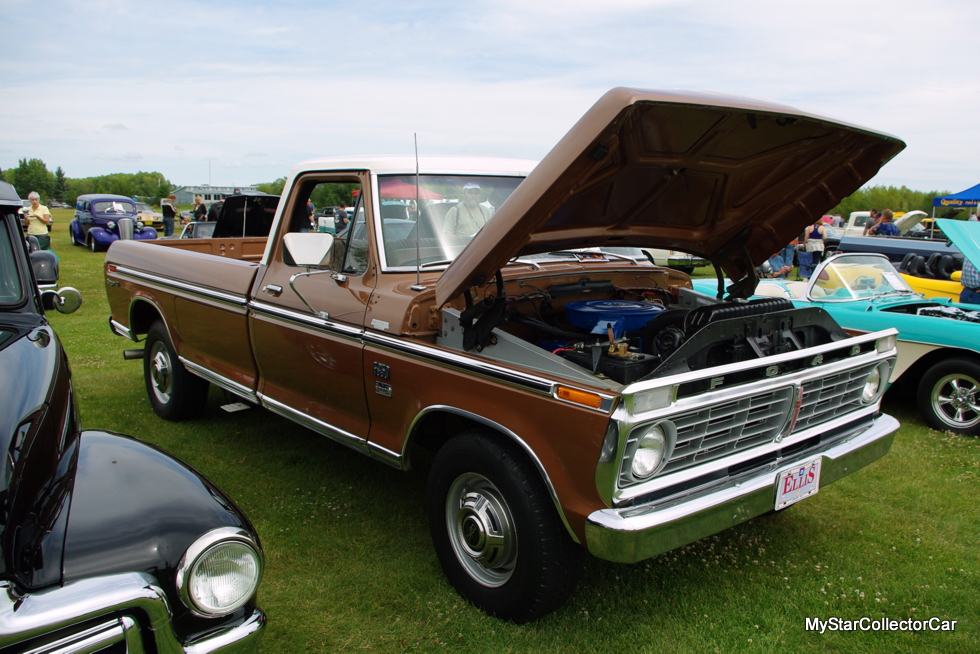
xmin=443 ymin=183 xmax=491 ymax=236
xmin=334 ymin=202 xmax=349 ymax=230
xmin=862 ymin=208 xmax=881 ymax=235
xmin=25 ymin=191 xmax=52 ymax=250
xmin=193 ymin=195 xmax=207 ymax=222
xmin=959 ymin=259 xmax=980 ymax=305
xmin=161 ymin=193 xmax=178 ymax=236
xmin=800 ymin=217 xmax=827 ymax=280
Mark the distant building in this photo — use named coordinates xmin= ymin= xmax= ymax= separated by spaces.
xmin=173 ymin=184 xmax=257 ymax=205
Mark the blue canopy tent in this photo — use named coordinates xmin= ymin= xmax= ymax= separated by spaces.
xmin=933 ymin=183 xmax=980 ymax=215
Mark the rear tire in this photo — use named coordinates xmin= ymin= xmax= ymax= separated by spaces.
xmin=428 ymin=430 xmax=582 ymax=622
xmin=143 ymin=321 xmax=210 ymax=421
xmin=917 ymin=359 xmax=980 ymax=435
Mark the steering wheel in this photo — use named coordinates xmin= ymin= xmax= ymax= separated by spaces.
xmin=852 ymin=275 xmax=876 ymax=290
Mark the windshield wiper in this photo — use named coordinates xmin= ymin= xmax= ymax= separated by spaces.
xmin=419 ymin=259 xmax=453 ymax=268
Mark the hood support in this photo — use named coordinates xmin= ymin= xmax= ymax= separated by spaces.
xmin=460 ymin=272 xmax=507 ymax=352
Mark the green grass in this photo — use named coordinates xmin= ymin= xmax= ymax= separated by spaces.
xmin=43 ymin=210 xmax=979 ymax=652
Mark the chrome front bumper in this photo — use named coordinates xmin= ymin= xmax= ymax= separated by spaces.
xmin=585 ymin=413 xmax=899 ymax=563
xmin=0 ymin=573 xmax=264 ymax=654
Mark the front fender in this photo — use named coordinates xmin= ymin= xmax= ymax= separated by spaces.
xmin=62 ymin=431 xmax=257 ymax=593
xmin=88 ymin=228 xmax=117 ymax=246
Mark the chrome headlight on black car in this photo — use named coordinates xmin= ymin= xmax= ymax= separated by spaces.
xmin=176 ymin=527 xmax=263 ymax=617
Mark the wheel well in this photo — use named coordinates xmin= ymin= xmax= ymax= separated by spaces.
xmin=894 ymin=348 xmax=980 ymax=392
xmin=406 ymin=407 xmax=579 ymax=543
xmin=409 ymin=410 xmax=501 ymax=458
xmin=129 ymin=299 xmax=164 ymax=338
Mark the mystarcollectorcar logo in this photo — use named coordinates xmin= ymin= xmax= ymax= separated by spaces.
xmin=805 ymin=617 xmax=958 ymax=633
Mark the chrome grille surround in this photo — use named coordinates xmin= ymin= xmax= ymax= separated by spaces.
xmin=596 ymin=329 xmax=898 ymax=506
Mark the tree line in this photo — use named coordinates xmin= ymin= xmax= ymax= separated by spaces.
xmin=830 ymin=185 xmax=956 ymax=218
xmin=0 ymin=158 xmax=174 ymax=206
xmin=0 ymin=156 xmax=963 ymax=218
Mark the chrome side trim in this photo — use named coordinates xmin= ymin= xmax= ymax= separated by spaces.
xmin=585 ymin=414 xmax=899 ymax=563
xmin=404 ymin=404 xmax=579 ymax=544
xmin=365 ymin=331 xmax=556 ymax=396
xmin=367 ymin=441 xmax=403 ymax=467
xmin=180 ymin=358 xmax=258 ymax=403
xmin=249 ymin=300 xmax=364 ymax=340
xmin=0 ymin=572 xmax=265 ymax=654
xmin=108 ymin=317 xmax=132 ymax=340
xmin=259 ymin=394 xmax=371 ymax=456
xmin=113 ymin=265 xmax=249 ymax=307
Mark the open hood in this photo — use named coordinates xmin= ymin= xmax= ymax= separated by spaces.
xmin=436 ymin=88 xmax=905 ymax=306
xmin=936 ymin=219 xmax=980 ymax=270
xmin=895 ymin=210 xmax=927 ymax=234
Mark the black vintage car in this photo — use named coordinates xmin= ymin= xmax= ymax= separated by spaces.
xmin=0 ymin=181 xmax=265 ymax=652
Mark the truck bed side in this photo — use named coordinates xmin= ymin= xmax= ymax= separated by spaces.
xmin=106 ymin=240 xmax=262 ymax=394
xmin=147 ymin=236 xmax=268 ymax=261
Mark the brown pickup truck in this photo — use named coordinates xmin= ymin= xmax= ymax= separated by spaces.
xmin=105 ymin=88 xmax=905 ymax=622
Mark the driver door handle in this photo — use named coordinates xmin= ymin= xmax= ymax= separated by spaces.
xmin=262 ymin=284 xmax=283 ymax=297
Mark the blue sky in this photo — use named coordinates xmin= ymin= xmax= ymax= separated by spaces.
xmin=3 ymin=0 xmax=979 ymax=193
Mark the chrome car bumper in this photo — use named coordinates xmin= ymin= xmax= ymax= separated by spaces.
xmin=0 ymin=573 xmax=264 ymax=654
xmin=585 ymin=413 xmax=899 ymax=563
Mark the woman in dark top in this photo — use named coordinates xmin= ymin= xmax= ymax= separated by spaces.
xmin=193 ymin=195 xmax=208 ymax=221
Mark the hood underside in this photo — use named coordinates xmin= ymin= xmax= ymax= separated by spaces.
xmin=436 ymin=88 xmax=905 ymax=305
xmin=936 ymin=219 xmax=980 ymax=269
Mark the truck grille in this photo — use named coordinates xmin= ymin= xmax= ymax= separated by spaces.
xmin=620 ymin=361 xmax=880 ymax=483
xmin=662 ymin=387 xmax=794 ymax=474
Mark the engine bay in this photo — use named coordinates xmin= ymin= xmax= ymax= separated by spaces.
xmin=444 ymin=274 xmax=851 ymax=387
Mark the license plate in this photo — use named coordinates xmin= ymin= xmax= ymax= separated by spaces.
xmin=774 ymin=458 xmax=822 ymax=510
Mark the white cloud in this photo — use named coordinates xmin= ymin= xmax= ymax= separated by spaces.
xmin=1 ymin=0 xmax=979 ymax=191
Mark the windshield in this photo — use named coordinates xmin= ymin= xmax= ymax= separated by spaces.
xmin=378 ymin=174 xmax=524 ymax=269
xmin=809 ymin=254 xmax=915 ymax=300
xmin=0 ymin=219 xmax=26 ymax=307
xmin=92 ymin=200 xmax=135 ymax=215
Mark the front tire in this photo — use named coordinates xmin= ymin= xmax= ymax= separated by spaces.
xmin=428 ymin=430 xmax=582 ymax=622
xmin=88 ymin=235 xmax=99 ymax=253
xmin=143 ymin=321 xmax=210 ymax=421
xmin=917 ymin=359 xmax=980 ymax=435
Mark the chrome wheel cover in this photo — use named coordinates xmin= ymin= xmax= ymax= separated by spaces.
xmin=445 ymin=472 xmax=517 ymax=587
xmin=149 ymin=341 xmax=173 ymax=405
xmin=931 ymin=372 xmax=980 ymax=430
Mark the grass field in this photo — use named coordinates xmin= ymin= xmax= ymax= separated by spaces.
xmin=41 ymin=209 xmax=978 ymax=653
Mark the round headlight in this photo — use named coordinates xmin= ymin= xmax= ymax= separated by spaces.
xmin=861 ymin=363 xmax=887 ymax=404
xmin=107 ymin=221 xmax=116 ymax=230
xmin=631 ymin=425 xmax=667 ymax=479
xmin=136 ymin=220 xmax=145 ymax=230
xmin=177 ymin=528 xmax=262 ymax=617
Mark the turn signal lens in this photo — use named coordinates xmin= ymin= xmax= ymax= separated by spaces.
xmin=556 ymin=386 xmax=603 ymax=409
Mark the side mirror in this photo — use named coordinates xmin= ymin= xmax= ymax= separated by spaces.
xmin=282 ymin=232 xmax=335 ymax=267
xmin=42 ymin=287 xmax=83 ymax=314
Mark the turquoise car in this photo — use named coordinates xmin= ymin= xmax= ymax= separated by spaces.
xmin=692 ymin=229 xmax=980 ymax=435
